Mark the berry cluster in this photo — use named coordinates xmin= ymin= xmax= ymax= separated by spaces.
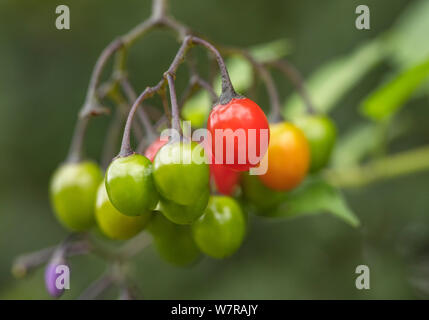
xmin=15 ymin=0 xmax=338 ymax=299
xmin=49 ymin=76 xmax=336 ymax=274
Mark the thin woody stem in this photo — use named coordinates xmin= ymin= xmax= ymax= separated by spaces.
xmin=101 ymin=85 xmax=146 ymax=168
xmin=67 ymin=0 xmax=169 ymax=163
xmin=268 ymin=59 xmax=315 ymax=115
xmin=166 ymin=73 xmax=182 ymax=133
xmin=160 ymin=88 xmax=172 ymax=124
xmin=68 ymin=0 xmax=233 ymax=162
xmin=118 ymin=283 xmax=143 ymax=300
xmin=196 ymin=77 xmax=218 ymax=102
xmin=119 ymin=35 xmax=232 ymax=156
xmin=80 ymin=39 xmax=124 ymax=118
xmin=182 ymin=55 xmax=218 ymax=105
xmin=101 ymin=108 xmax=125 ymax=170
xmin=179 ymin=75 xmax=218 ymax=108
xmin=78 ymin=271 xmax=114 ymax=300
xmin=12 ymin=232 xmax=152 ymax=280
xmin=119 ymin=81 xmax=165 ymax=157
xmin=66 ymin=117 xmax=91 ymax=163
xmin=190 ymin=37 xmax=237 ymax=104
xmin=222 ymin=47 xmax=281 ymax=122
xmin=12 ymin=239 xmax=90 ymax=278
xmin=151 ymin=0 xmax=168 ymax=21
xmin=120 ymin=77 xmax=157 ymax=142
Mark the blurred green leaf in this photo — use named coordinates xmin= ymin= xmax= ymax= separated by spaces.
xmin=360 ymin=56 xmax=429 ymax=121
xmin=0 ymin=272 xmax=49 ymax=300
xmin=388 ymin=0 xmax=429 ymax=69
xmin=249 ymin=39 xmax=292 ymax=63
xmin=331 ymin=123 xmax=380 ymax=168
xmin=284 ymin=39 xmax=385 ymax=118
xmin=272 ymin=178 xmax=360 ymax=227
xmin=181 ymin=90 xmax=211 ymax=128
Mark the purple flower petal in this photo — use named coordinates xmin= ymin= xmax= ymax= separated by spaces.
xmin=44 ymin=263 xmax=66 ymax=298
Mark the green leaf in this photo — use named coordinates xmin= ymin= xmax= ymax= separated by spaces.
xmin=272 ymin=178 xmax=360 ymax=227
xmin=249 ymin=39 xmax=292 ymax=63
xmin=360 ymin=56 xmax=429 ymax=121
xmin=388 ymin=0 xmax=429 ymax=69
xmin=181 ymin=91 xmax=211 ymax=128
xmin=284 ymin=39 xmax=385 ymax=118
xmin=331 ymin=123 xmax=380 ymax=168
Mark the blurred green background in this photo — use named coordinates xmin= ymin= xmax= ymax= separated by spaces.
xmin=1 ymin=0 xmax=429 ymax=299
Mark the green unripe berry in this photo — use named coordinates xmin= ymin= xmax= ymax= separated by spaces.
xmin=50 ymin=161 xmax=103 ymax=231
xmin=95 ymin=182 xmax=151 ymax=240
xmin=294 ymin=115 xmax=337 ymax=172
xmin=241 ymin=172 xmax=284 ymax=215
xmin=159 ymin=189 xmax=209 ymax=225
xmin=192 ymin=196 xmax=246 ymax=259
xmin=153 ymin=141 xmax=209 ymax=206
xmin=148 ymin=212 xmax=200 ymax=266
xmin=105 ymin=154 xmax=159 ymax=216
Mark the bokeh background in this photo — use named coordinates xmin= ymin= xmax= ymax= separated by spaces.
xmin=1 ymin=0 xmax=429 ymax=299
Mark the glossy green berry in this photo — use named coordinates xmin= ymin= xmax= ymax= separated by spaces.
xmin=50 ymin=161 xmax=103 ymax=231
xmin=148 ymin=212 xmax=200 ymax=266
xmin=105 ymin=154 xmax=159 ymax=216
xmin=159 ymin=189 xmax=209 ymax=225
xmin=294 ymin=115 xmax=337 ymax=172
xmin=192 ymin=196 xmax=246 ymax=259
xmin=241 ymin=172 xmax=285 ymax=215
xmin=95 ymin=182 xmax=151 ymax=240
xmin=153 ymin=141 xmax=209 ymax=206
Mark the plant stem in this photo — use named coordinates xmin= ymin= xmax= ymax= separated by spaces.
xmin=119 ymin=35 xmax=231 ymax=156
xmin=119 ymin=81 xmax=165 ymax=157
xmin=160 ymin=88 xmax=172 ymax=124
xmin=118 ymin=283 xmax=143 ymax=300
xmin=180 ymin=73 xmax=218 ymax=107
xmin=151 ymin=0 xmax=168 ymax=20
xmin=180 ymin=55 xmax=218 ymax=105
xmin=101 ymin=84 xmax=147 ymax=167
xmin=196 ymin=77 xmax=218 ymax=102
xmin=268 ymin=59 xmax=315 ymax=115
xmin=12 ymin=239 xmax=90 ymax=278
xmin=120 ymin=77 xmax=157 ymax=142
xmin=191 ymin=37 xmax=237 ymax=105
xmin=115 ymin=232 xmax=152 ymax=260
xmin=80 ymin=39 xmax=124 ymax=118
xmin=222 ymin=47 xmax=281 ymax=122
xmin=326 ymin=145 xmax=429 ymax=188
xmin=77 ymin=271 xmax=114 ymax=300
xmin=67 ymin=0 xmax=169 ymax=164
xmin=101 ymin=108 xmax=125 ymax=170
xmin=166 ymin=74 xmax=182 ymax=133
xmin=66 ymin=117 xmax=90 ymax=163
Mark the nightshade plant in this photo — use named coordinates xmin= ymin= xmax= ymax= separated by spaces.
xmin=13 ymin=0 xmax=429 ymax=300
xmin=9 ymin=0 xmax=346 ymax=299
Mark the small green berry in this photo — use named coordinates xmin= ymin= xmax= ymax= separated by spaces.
xmin=105 ymin=154 xmax=159 ymax=216
xmin=50 ymin=161 xmax=103 ymax=231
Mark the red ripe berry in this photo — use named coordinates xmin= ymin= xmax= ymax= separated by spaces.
xmin=144 ymin=138 xmax=168 ymax=162
xmin=210 ymin=162 xmax=240 ymax=195
xmin=201 ymin=140 xmax=240 ymax=196
xmin=207 ymin=98 xmax=270 ymax=171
